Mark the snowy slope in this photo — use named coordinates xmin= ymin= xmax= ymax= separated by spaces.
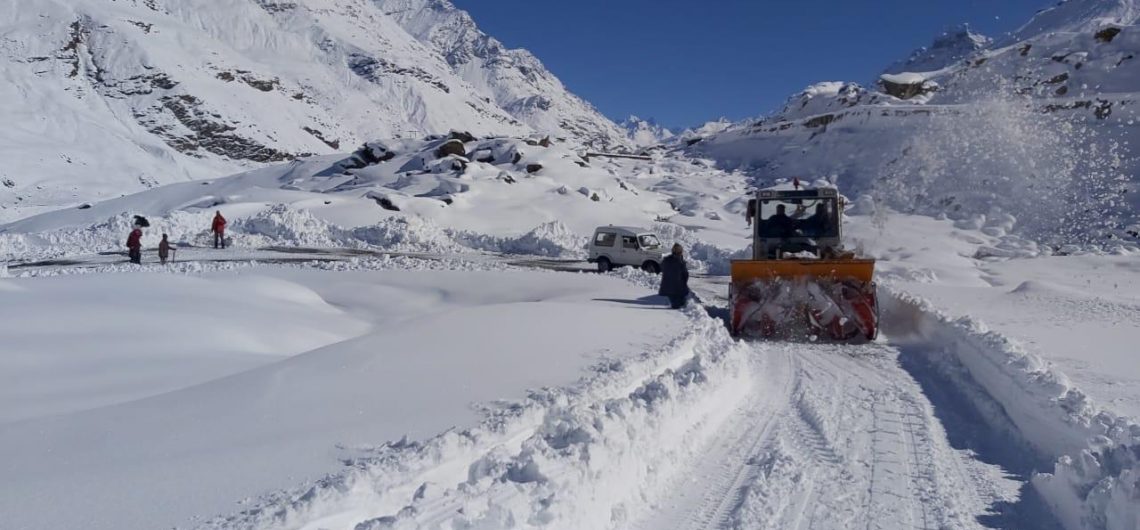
xmin=1011 ymin=0 xmax=1140 ymax=41
xmin=0 ymin=0 xmax=624 ymax=222
xmin=686 ymin=0 xmax=1140 ymax=247
xmin=377 ymin=0 xmax=630 ymax=150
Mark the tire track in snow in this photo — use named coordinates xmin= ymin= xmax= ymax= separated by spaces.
xmin=682 ymin=350 xmax=796 ymax=530
xmin=634 ymin=342 xmax=1012 ymax=530
xmin=629 ymin=348 xmax=796 ymax=530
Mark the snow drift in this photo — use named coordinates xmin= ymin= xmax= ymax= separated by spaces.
xmin=882 ymin=288 xmax=1140 ymax=530
xmin=198 ymin=294 xmax=752 ymax=530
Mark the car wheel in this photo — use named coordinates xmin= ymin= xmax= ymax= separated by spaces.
xmin=642 ymin=261 xmax=660 ymax=274
xmin=597 ymin=257 xmax=611 ymax=272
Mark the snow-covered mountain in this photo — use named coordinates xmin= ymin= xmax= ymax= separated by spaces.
xmin=685 ymin=0 xmax=1140 ymax=246
xmin=882 ymin=24 xmax=992 ymax=75
xmin=620 ymin=115 xmax=677 ymax=147
xmin=0 ymin=0 xmax=626 ymax=222
xmin=377 ymin=0 xmax=629 ymax=150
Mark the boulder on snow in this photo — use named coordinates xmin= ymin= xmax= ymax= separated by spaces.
xmin=432 ymin=155 xmax=468 ymax=173
xmin=468 ymin=148 xmax=495 ymax=163
xmin=1095 ymin=26 xmax=1122 ymax=43
xmin=366 ymin=192 xmax=401 ymax=211
xmin=578 ymin=187 xmax=602 ymax=202
xmin=359 ymin=142 xmax=395 ymax=163
xmin=436 ymin=139 xmax=467 ymax=158
xmin=340 ymin=142 xmax=395 ymax=170
xmin=447 ymin=130 xmax=476 ymax=143
xmin=538 ymin=136 xmax=552 ymax=147
xmin=879 ymin=73 xmax=937 ymax=100
xmin=525 ymin=163 xmax=543 ymax=174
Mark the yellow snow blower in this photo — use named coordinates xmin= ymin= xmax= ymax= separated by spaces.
xmin=730 ymin=185 xmax=878 ymax=342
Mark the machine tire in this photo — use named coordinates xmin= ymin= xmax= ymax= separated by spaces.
xmin=597 ymin=257 xmax=612 ymax=273
xmin=641 ymin=261 xmax=660 ymax=274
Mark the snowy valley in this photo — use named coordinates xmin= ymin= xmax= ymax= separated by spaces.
xmin=2 ymin=1 xmax=1140 ymax=530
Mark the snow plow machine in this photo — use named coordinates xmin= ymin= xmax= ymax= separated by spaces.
xmin=730 ymin=185 xmax=878 ymax=342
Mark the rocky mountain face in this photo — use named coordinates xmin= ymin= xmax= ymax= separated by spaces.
xmin=684 ymin=0 xmax=1140 ymax=245
xmin=883 ymin=24 xmax=992 ymax=75
xmin=619 ymin=116 xmax=677 ymax=147
xmin=0 ymin=0 xmax=625 ymax=221
xmin=377 ymin=0 xmax=630 ymax=151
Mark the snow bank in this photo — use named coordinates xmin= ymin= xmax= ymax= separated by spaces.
xmin=882 ymin=288 xmax=1140 ymax=530
xmin=449 ymin=220 xmax=587 ymax=258
xmin=1 ymin=205 xmax=471 ymax=262
xmin=6 ymin=254 xmax=508 ymax=280
xmin=199 ymin=303 xmax=751 ymax=530
xmin=232 ymin=205 xmax=346 ymax=249
xmin=231 ymin=205 xmax=465 ymax=254
xmin=651 ymin=222 xmax=749 ymax=275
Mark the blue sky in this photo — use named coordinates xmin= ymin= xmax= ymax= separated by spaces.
xmin=451 ymin=0 xmax=1053 ymax=128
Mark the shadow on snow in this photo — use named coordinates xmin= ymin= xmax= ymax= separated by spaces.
xmin=896 ymin=344 xmax=1063 ymax=530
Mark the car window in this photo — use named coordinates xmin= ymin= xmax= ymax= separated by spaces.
xmin=594 ymin=232 xmax=616 ymax=247
xmin=638 ymin=235 xmax=661 ymax=249
xmin=621 ymin=235 xmax=639 ymax=249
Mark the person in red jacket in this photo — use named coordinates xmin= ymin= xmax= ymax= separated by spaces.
xmin=126 ymin=226 xmax=143 ymax=264
xmin=211 ymin=210 xmax=227 ymax=249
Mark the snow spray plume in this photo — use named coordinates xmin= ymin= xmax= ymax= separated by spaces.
xmin=872 ymin=74 xmax=1133 ymax=247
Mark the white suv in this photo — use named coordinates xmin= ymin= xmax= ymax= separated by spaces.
xmin=588 ymin=226 xmax=665 ymax=273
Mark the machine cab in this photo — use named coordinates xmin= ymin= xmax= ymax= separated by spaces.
xmin=747 ymin=187 xmax=842 ymax=260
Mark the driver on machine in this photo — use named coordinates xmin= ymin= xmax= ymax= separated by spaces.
xmin=766 ymin=204 xmax=795 ymax=237
xmin=797 ymin=203 xmax=830 ymax=237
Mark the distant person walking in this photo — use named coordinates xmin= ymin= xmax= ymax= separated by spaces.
xmin=211 ymin=210 xmax=227 ymax=249
xmin=126 ymin=226 xmax=143 ymax=264
xmin=158 ymin=234 xmax=174 ymax=264
xmin=659 ymin=243 xmax=690 ymax=309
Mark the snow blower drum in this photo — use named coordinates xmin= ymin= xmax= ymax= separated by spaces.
xmin=729 ymin=260 xmax=877 ymax=341
xmin=731 ymin=185 xmax=878 ymax=342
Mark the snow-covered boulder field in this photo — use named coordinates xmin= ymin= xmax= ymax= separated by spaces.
xmin=0 ymin=134 xmax=756 ymax=271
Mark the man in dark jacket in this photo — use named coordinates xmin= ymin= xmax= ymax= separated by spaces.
xmin=659 ymin=243 xmax=690 ymax=309
xmin=158 ymin=233 xmax=174 ymax=264
xmin=766 ymin=204 xmax=795 ymax=237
